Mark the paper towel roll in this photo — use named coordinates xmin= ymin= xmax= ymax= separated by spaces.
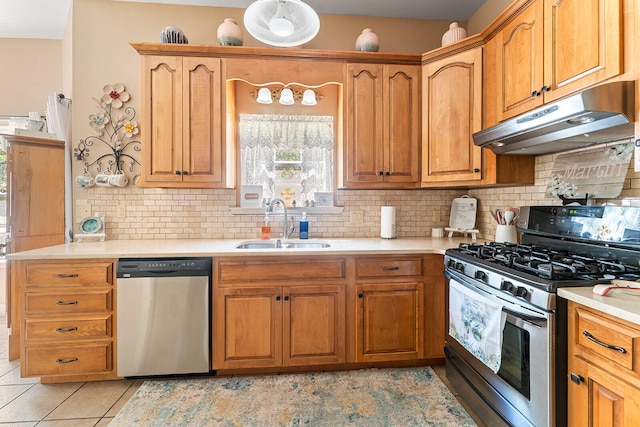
xmin=380 ymin=206 xmax=396 ymax=239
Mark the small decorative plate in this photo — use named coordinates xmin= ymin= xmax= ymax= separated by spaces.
xmin=79 ymin=216 xmax=102 ymax=234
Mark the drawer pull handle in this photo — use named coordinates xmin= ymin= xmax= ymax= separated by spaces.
xmin=55 ymin=327 xmax=78 ymax=333
xmin=56 ymin=357 xmax=78 ymax=364
xmin=582 ymin=331 xmax=627 ymax=354
xmin=56 ymin=301 xmax=78 ymax=305
xmin=56 ymin=274 xmax=79 ymax=279
xmin=382 ymin=267 xmax=399 ymax=271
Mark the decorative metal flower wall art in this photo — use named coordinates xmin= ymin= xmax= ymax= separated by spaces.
xmin=75 ymin=83 xmax=141 ymax=180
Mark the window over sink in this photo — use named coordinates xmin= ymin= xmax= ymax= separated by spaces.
xmin=239 ymin=113 xmax=334 ymax=208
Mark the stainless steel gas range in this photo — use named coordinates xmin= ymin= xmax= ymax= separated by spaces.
xmin=444 ymin=205 xmax=640 ymax=427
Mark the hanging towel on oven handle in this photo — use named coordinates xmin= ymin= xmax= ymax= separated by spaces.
xmin=449 ymin=279 xmax=507 ymax=373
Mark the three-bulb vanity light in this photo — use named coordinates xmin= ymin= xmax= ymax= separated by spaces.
xmin=252 ymin=86 xmax=322 ymax=106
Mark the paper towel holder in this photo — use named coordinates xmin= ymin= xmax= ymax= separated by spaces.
xmin=380 ymin=206 xmax=396 ymax=239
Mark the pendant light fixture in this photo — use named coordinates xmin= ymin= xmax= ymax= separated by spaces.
xmin=244 ymin=0 xmax=320 ymax=47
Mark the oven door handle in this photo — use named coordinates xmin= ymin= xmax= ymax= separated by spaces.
xmin=447 ymin=268 xmax=549 ymax=327
xmin=501 ymin=307 xmax=547 ymax=325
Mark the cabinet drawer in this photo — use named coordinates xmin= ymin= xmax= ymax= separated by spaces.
xmin=24 ymin=343 xmax=113 ymax=377
xmin=24 ymin=290 xmax=112 ymax=315
xmin=24 ymin=263 xmax=113 ymax=287
xmin=356 ymin=257 xmax=423 ymax=279
xmin=576 ymin=308 xmax=640 ymax=372
xmin=25 ymin=316 xmax=112 ymax=340
xmin=217 ymin=258 xmax=346 ymax=283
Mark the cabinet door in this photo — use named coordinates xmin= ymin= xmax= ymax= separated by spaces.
xmin=344 ymin=63 xmax=384 ymax=185
xmin=141 ymin=55 xmax=184 ymax=184
xmin=422 ymin=48 xmax=482 ymax=184
xmin=496 ymin=0 xmax=545 ymax=122
xmin=356 ymin=282 xmax=424 ymax=362
xmin=182 ymin=57 xmax=224 ymax=185
xmin=543 ymin=0 xmax=622 ymax=102
xmin=283 ymin=285 xmax=345 ymax=366
xmin=213 ymin=286 xmax=282 ymax=369
xmin=383 ymin=65 xmax=420 ymax=185
xmin=568 ymin=357 xmax=640 ymax=427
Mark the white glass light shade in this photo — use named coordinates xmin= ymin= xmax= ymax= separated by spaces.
xmin=244 ymin=0 xmax=320 ymax=47
xmin=279 ymin=88 xmax=295 ymax=105
xmin=301 ymin=89 xmax=317 ymax=106
xmin=256 ymin=87 xmax=273 ymax=104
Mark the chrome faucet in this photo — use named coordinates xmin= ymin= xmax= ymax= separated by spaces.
xmin=266 ymin=198 xmax=293 ymax=239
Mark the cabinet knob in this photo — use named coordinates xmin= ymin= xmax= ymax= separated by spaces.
xmin=182 ymin=171 xmax=189 ymax=175
xmin=175 ymin=170 xmax=182 ymax=175
xmin=570 ymin=373 xmax=584 ymax=385
xmin=276 ymin=296 xmax=281 ymax=301
xmin=385 ymin=171 xmax=390 ymax=176
xmin=541 ymin=85 xmax=550 ymax=93
xmin=378 ymin=171 xmax=384 ymax=176
xmin=531 ymin=90 xmax=539 ymax=98
xmin=473 ymin=168 xmax=480 ymax=173
xmin=358 ymin=293 xmax=364 ymax=298
xmin=284 ymin=296 xmax=289 ymax=301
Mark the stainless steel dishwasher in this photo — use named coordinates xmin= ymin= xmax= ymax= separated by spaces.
xmin=116 ymin=257 xmax=211 ymax=377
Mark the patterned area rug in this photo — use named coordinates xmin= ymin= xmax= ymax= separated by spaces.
xmin=110 ymin=366 xmax=477 ymax=426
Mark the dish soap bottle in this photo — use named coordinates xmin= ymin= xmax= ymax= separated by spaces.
xmin=261 ymin=213 xmax=271 ymax=240
xmin=299 ymin=212 xmax=309 ymax=239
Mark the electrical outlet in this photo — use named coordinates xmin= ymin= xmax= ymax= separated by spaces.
xmin=117 ymin=204 xmax=126 ymax=218
xmin=79 ymin=205 xmax=91 ymax=218
xmin=350 ymin=211 xmax=364 ymax=223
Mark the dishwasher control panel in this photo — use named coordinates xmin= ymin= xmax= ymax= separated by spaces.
xmin=117 ymin=257 xmax=211 ymax=278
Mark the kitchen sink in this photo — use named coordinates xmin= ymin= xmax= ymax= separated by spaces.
xmin=285 ymin=242 xmax=331 ymax=248
xmin=235 ymin=240 xmax=331 ymax=249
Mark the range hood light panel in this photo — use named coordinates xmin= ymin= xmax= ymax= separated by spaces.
xmin=568 ymin=116 xmax=595 ymax=125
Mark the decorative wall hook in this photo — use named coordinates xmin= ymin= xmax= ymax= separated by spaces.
xmin=76 ymin=84 xmax=141 ymax=179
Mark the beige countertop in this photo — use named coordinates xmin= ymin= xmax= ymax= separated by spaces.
xmin=7 ymin=237 xmax=472 ymax=260
xmin=558 ymin=287 xmax=640 ymax=325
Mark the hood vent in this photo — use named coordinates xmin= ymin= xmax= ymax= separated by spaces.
xmin=473 ymin=81 xmax=636 ymax=155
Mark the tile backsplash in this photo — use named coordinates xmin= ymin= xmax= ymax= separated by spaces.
xmin=75 ymin=147 xmax=640 ymax=242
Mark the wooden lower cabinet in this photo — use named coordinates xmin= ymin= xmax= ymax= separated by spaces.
xmin=214 ymin=284 xmax=345 ymax=369
xmin=356 ymin=281 xmax=423 ymax=362
xmin=213 ymin=254 xmax=446 ymax=372
xmin=17 ymin=259 xmax=118 ymax=383
xmin=567 ymin=302 xmax=640 ymax=426
xmin=213 ymin=257 xmax=347 ymax=370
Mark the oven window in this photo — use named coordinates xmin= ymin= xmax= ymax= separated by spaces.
xmin=498 ymin=321 xmax=531 ymax=399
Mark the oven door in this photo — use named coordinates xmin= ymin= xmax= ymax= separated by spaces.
xmin=445 ymin=269 xmax=555 ymax=427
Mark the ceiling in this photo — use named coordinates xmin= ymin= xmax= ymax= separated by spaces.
xmin=0 ymin=0 xmax=488 ymax=40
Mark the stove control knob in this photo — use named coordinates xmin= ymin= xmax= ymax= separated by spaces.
xmin=474 ymin=271 xmax=487 ymax=282
xmin=448 ymin=259 xmax=464 ymax=272
xmin=500 ymin=281 xmax=516 ymax=294
xmin=515 ymin=287 xmax=529 ymax=298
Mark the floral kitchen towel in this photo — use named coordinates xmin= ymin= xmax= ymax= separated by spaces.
xmin=449 ymin=279 xmax=507 ymax=373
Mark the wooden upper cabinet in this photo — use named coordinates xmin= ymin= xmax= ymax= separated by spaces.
xmin=344 ymin=63 xmax=420 ymax=188
xmin=493 ymin=0 xmax=623 ymax=122
xmin=421 ymin=47 xmax=483 ymax=185
xmin=140 ymin=55 xmax=226 ymax=188
xmin=543 ymin=0 xmax=623 ymax=101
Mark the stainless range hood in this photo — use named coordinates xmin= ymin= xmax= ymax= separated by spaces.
xmin=473 ymin=81 xmax=636 ymax=155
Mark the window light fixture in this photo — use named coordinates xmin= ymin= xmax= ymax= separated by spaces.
xmin=250 ymin=86 xmax=322 ymax=106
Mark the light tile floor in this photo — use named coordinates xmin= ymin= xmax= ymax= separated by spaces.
xmin=0 ymin=312 xmax=483 ymax=426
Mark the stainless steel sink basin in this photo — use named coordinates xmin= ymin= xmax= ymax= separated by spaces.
xmin=235 ymin=241 xmax=279 ymax=249
xmin=235 ymin=240 xmax=331 ymax=249
xmin=285 ymin=242 xmax=331 ymax=248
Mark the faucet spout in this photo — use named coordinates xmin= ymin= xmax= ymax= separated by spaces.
xmin=266 ymin=197 xmax=288 ymax=239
